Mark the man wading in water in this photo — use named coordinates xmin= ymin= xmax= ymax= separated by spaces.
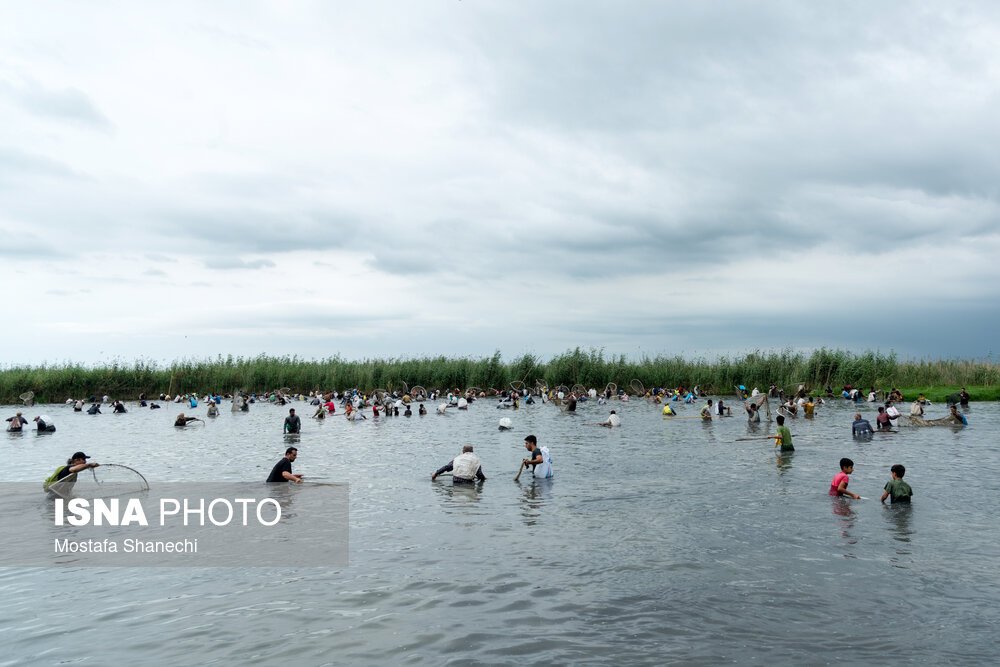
xmin=521 ymin=435 xmax=553 ymax=479
xmin=431 ymin=445 xmax=486 ymax=483
xmin=267 ymin=447 xmax=302 ymax=483
xmin=284 ymin=408 xmax=301 ymax=434
xmin=174 ymin=413 xmax=203 ymax=427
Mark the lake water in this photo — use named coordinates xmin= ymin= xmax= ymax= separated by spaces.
xmin=1 ymin=396 xmax=997 ymax=665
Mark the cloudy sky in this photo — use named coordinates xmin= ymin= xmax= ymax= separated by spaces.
xmin=3 ymin=1 xmax=999 ymax=367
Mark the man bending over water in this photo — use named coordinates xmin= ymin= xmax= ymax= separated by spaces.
xmin=431 ymin=445 xmax=486 ymax=483
xmin=174 ymin=413 xmax=202 ymax=427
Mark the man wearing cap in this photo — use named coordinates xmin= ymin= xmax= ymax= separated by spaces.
xmin=431 ymin=445 xmax=486 ymax=483
xmin=33 ymin=415 xmax=56 ymax=432
xmin=5 ymin=412 xmax=28 ymax=431
xmin=266 ymin=447 xmax=302 ymax=483
xmin=44 ymin=452 xmax=99 ymax=492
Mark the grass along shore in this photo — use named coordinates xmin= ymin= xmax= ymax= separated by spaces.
xmin=1 ymin=348 xmax=997 ymax=405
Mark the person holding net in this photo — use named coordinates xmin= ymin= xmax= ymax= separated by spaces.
xmin=43 ymin=452 xmax=99 ymax=493
xmin=5 ymin=412 xmax=29 ymax=431
xmin=174 ymin=413 xmax=203 ymax=427
xmin=597 ymin=410 xmax=621 ymax=427
xmin=34 ymin=415 xmax=56 ymax=432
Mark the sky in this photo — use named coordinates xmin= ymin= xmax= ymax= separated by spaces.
xmin=2 ymin=1 xmax=999 ymax=368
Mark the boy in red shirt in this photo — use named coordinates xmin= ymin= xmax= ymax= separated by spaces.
xmin=829 ymin=458 xmax=861 ymax=499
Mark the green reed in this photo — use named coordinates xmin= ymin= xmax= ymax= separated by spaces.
xmin=1 ymin=348 xmax=997 ymax=404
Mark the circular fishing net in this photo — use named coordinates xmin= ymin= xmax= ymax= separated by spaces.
xmin=46 ymin=464 xmax=150 ymax=500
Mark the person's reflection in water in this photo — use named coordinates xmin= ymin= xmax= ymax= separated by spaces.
xmin=775 ymin=449 xmax=794 ymax=475
xmin=884 ymin=503 xmax=915 ymax=568
xmin=430 ymin=478 xmax=485 ymax=522
xmin=831 ymin=496 xmax=858 ymax=556
xmin=262 ymin=482 xmax=301 ymax=521
xmin=517 ymin=478 xmax=552 ymax=526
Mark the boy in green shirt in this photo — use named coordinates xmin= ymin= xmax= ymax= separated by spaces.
xmin=774 ymin=415 xmax=793 ymax=451
xmin=881 ymin=464 xmax=913 ymax=504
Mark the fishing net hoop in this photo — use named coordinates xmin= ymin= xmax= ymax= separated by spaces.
xmin=47 ymin=464 xmax=150 ymax=500
xmin=20 ymin=391 xmax=34 ymax=406
xmin=571 ymin=384 xmax=586 ymax=395
xmin=510 ymin=381 xmax=525 ymax=391
xmin=605 ymin=383 xmax=617 ymax=394
xmin=630 ymin=379 xmax=645 ymax=395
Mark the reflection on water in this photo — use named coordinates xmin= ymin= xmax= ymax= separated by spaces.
xmin=431 ymin=479 xmax=486 ymax=514
xmin=516 ymin=478 xmax=553 ymax=526
xmin=775 ymin=449 xmax=794 ymax=474
xmin=883 ymin=503 xmax=915 ymax=568
xmin=883 ymin=503 xmax=914 ymax=542
xmin=831 ymin=496 xmax=859 ymax=556
xmin=1 ymin=398 xmax=999 ymax=663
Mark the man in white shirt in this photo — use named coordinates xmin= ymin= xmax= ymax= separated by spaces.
xmin=431 ymin=445 xmax=486 ymax=483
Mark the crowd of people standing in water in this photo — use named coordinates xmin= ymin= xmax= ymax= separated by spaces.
xmin=15 ymin=380 xmax=972 ymax=504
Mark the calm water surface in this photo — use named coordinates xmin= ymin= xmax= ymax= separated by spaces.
xmin=1 ymin=396 xmax=997 ymax=665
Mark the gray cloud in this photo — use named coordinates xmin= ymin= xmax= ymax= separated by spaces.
xmin=0 ymin=148 xmax=88 ymax=183
xmin=3 ymin=2 xmax=1000 ymax=364
xmin=145 ymin=253 xmax=176 ymax=263
xmin=0 ymin=80 xmax=112 ymax=130
xmin=154 ymin=207 xmax=358 ymax=255
xmin=0 ymin=225 xmax=68 ymax=259
xmin=203 ymin=257 xmax=277 ymax=270
xmin=189 ymin=23 xmax=272 ymax=50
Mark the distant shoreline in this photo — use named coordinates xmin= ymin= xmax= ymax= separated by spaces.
xmin=2 ymin=348 xmax=997 ymax=404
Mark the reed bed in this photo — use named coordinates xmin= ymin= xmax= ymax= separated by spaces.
xmin=1 ymin=348 xmax=997 ymax=404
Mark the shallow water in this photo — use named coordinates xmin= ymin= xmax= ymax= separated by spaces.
xmin=1 ymin=396 xmax=997 ymax=665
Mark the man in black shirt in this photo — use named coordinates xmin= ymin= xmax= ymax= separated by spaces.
xmin=174 ymin=413 xmax=202 ymax=427
xmin=267 ymin=447 xmax=302 ymax=483
xmin=34 ymin=415 xmax=56 ymax=432
xmin=44 ymin=451 xmax=99 ymax=493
